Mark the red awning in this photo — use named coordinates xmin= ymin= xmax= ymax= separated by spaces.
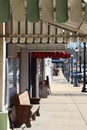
xmin=31 ymin=52 xmax=70 ymax=58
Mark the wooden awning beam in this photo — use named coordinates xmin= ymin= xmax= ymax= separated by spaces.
xmin=0 ymin=34 xmax=86 ymax=38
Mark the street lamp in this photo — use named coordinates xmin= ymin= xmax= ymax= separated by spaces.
xmin=71 ymin=54 xmax=73 ymax=84
xmin=82 ymin=42 xmax=87 ymax=92
xmin=74 ymin=47 xmax=79 ymax=87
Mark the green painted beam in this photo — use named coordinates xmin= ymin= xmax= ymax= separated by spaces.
xmin=0 ymin=0 xmax=10 ymax=22
xmin=84 ymin=4 xmax=87 ymax=21
xmin=27 ymin=0 xmax=40 ymax=22
xmin=56 ymin=0 xmax=68 ymax=23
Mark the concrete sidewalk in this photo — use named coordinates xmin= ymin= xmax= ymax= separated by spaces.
xmin=15 ymin=69 xmax=87 ymax=130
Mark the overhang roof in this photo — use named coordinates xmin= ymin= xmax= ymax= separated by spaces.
xmin=0 ymin=0 xmax=87 ymax=51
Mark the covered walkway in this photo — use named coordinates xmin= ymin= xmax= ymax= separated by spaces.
xmin=1 ymin=1 xmax=87 ymax=130
xmin=16 ymin=68 xmax=87 ymax=130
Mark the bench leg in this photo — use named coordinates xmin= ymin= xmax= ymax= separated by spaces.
xmin=26 ymin=122 xmax=31 ymax=127
xmin=31 ymin=114 xmax=36 ymax=120
xmin=36 ymin=109 xmax=40 ymax=116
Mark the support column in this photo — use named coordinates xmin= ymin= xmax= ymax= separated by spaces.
xmin=20 ymin=48 xmax=28 ymax=93
xmin=0 ymin=23 xmax=10 ymax=130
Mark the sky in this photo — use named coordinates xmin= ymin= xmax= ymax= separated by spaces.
xmin=67 ymin=42 xmax=87 ymax=49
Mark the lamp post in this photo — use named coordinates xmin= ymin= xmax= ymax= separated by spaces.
xmin=82 ymin=42 xmax=87 ymax=92
xmin=74 ymin=47 xmax=79 ymax=86
xmin=78 ymin=42 xmax=82 ymax=83
xmin=71 ymin=54 xmax=73 ymax=84
xmin=79 ymin=43 xmax=82 ymax=73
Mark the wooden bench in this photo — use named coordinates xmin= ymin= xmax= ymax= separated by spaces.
xmin=8 ymin=89 xmax=41 ymax=129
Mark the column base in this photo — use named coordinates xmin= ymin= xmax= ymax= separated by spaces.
xmin=82 ymin=84 xmax=87 ymax=92
xmin=82 ymin=88 xmax=87 ymax=92
xmin=0 ymin=111 xmax=10 ymax=130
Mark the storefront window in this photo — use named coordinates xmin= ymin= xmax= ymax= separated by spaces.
xmin=8 ymin=58 xmax=20 ymax=89
xmin=6 ymin=58 xmax=20 ymax=107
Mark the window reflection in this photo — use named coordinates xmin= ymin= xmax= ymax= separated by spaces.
xmin=16 ymin=59 xmax=20 ymax=93
xmin=8 ymin=59 xmax=14 ymax=88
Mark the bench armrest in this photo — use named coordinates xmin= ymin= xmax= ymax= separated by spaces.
xmin=15 ymin=105 xmax=33 ymax=115
xmin=16 ymin=105 xmax=33 ymax=117
xmin=19 ymin=104 xmax=33 ymax=109
xmin=30 ymin=98 xmax=41 ymax=104
xmin=15 ymin=105 xmax=32 ymax=125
